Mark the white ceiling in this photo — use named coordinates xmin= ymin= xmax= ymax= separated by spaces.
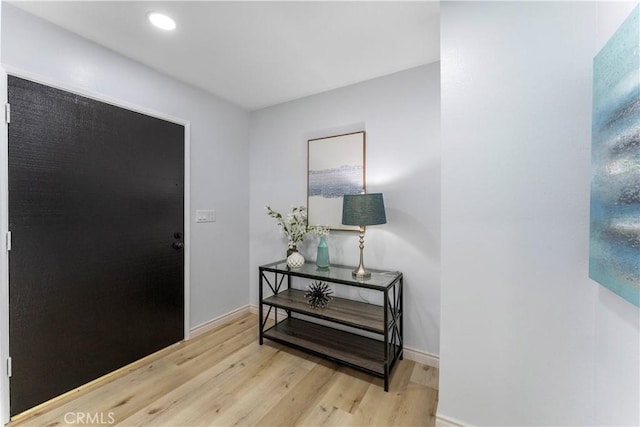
xmin=9 ymin=1 xmax=440 ymax=111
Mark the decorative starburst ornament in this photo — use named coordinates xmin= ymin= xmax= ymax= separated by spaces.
xmin=305 ymin=281 xmax=333 ymax=309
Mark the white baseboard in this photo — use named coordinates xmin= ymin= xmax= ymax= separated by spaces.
xmin=436 ymin=414 xmax=467 ymax=427
xmin=189 ymin=304 xmax=251 ymax=339
xmin=403 ymin=346 xmax=439 ymax=368
xmin=250 ymin=303 xmax=289 ymax=319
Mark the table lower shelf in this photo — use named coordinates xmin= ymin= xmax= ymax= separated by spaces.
xmin=262 ymin=317 xmax=392 ymax=377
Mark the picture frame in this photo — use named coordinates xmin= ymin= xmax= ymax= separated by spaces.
xmin=589 ymin=6 xmax=640 ymax=307
xmin=307 ymin=131 xmax=366 ymax=231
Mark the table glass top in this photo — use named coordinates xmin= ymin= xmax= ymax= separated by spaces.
xmin=260 ymin=260 xmax=401 ymax=290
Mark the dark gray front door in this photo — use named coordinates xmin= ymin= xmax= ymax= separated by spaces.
xmin=8 ymin=76 xmax=185 ymax=416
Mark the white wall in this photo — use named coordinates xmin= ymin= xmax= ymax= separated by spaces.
xmin=249 ymin=64 xmax=441 ymax=356
xmin=1 ymin=4 xmax=250 ymax=332
xmin=440 ymin=2 xmax=640 ymax=426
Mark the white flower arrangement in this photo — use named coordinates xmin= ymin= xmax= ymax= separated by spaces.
xmin=308 ymin=225 xmax=330 ymax=236
xmin=265 ymin=205 xmax=309 ymax=249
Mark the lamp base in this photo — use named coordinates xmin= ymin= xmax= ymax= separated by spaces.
xmin=352 ymin=269 xmax=371 ymax=279
xmin=352 ymin=226 xmax=371 ymax=279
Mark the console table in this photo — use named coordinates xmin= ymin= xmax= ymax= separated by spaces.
xmin=258 ymin=260 xmax=403 ymax=391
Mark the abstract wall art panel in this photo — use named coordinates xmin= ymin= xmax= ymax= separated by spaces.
xmin=308 ymin=131 xmax=365 ymax=231
xmin=590 ymin=5 xmax=640 ymax=307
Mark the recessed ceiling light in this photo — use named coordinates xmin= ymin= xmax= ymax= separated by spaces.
xmin=148 ymin=12 xmax=176 ymax=31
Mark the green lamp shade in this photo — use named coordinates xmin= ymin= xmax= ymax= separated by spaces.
xmin=342 ymin=193 xmax=386 ymax=226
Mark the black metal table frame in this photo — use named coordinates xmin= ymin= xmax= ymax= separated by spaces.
xmin=258 ymin=260 xmax=403 ymax=391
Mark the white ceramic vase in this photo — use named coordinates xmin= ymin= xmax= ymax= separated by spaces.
xmin=286 ymin=251 xmax=305 ymax=269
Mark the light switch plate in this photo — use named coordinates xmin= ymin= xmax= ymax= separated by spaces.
xmin=196 ymin=209 xmax=216 ymax=223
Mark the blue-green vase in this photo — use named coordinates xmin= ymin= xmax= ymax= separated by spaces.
xmin=316 ymin=236 xmax=330 ymax=269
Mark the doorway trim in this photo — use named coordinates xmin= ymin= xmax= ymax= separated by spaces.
xmin=0 ymin=65 xmax=191 ymax=424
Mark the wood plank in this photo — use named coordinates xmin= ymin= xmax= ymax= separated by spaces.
xmin=352 ymin=359 xmax=415 ymax=426
xmin=387 ymin=360 xmax=439 ymax=426
xmin=10 ymin=315 xmax=256 ymax=427
xmin=119 ymin=341 xmax=282 ymax=426
xmin=8 ymin=313 xmax=438 ymax=427
xmin=314 ymin=366 xmax=372 ymax=415
xmin=298 ymin=403 xmax=354 ymax=426
xmin=393 ymin=385 xmax=439 ymax=427
xmin=410 ymin=363 xmax=439 ymax=390
xmin=256 ymin=360 xmax=339 ymax=426
xmin=263 ymin=288 xmax=385 ymax=333
xmin=131 ymin=343 xmax=308 ymax=426
xmin=263 ymin=318 xmax=386 ymax=374
xmin=197 ymin=346 xmax=318 ymax=426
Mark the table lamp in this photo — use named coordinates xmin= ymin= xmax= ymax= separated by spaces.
xmin=341 ymin=193 xmax=386 ymax=279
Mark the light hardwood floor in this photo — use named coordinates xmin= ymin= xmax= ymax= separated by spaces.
xmin=9 ymin=313 xmax=438 ymax=426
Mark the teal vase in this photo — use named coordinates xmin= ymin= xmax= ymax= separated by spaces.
xmin=316 ymin=236 xmax=330 ymax=269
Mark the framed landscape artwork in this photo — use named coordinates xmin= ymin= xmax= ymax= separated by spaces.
xmin=589 ymin=5 xmax=640 ymax=307
xmin=307 ymin=131 xmax=365 ymax=231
